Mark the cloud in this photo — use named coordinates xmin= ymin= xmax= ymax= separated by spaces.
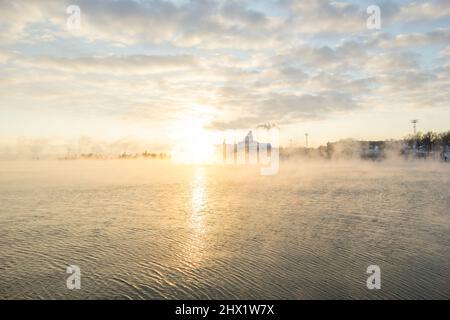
xmin=377 ymin=28 xmax=450 ymax=48
xmin=0 ymin=0 xmax=63 ymax=43
xmin=281 ymin=0 xmax=364 ymax=34
xmin=0 ymin=51 xmax=18 ymax=63
xmin=61 ymin=0 xmax=282 ymax=49
xmin=207 ymin=89 xmax=359 ymax=130
xmin=280 ymin=0 xmax=399 ymax=35
xmin=19 ymin=54 xmax=199 ymax=75
xmin=281 ymin=41 xmax=368 ymax=70
xmin=395 ymin=0 xmax=450 ymax=22
xmin=1 ymin=0 xmax=450 ymax=144
xmin=365 ymin=51 xmax=420 ymax=73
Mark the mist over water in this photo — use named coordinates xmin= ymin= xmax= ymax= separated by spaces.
xmin=0 ymin=160 xmax=449 ymax=299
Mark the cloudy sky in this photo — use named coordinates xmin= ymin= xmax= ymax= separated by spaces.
xmin=1 ymin=0 xmax=450 ymax=155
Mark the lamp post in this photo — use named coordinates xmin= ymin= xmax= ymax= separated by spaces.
xmin=411 ymin=119 xmax=418 ymax=135
xmin=411 ymin=119 xmax=419 ymax=151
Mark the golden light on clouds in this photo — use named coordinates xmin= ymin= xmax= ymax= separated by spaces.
xmin=0 ymin=0 xmax=449 ymax=156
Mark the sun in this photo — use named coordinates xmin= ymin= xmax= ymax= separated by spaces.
xmin=169 ymin=116 xmax=216 ymax=164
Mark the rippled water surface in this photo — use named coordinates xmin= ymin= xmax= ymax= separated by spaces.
xmin=0 ymin=160 xmax=449 ymax=299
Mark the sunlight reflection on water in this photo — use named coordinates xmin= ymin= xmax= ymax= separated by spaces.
xmin=185 ymin=167 xmax=208 ymax=267
xmin=0 ymin=160 xmax=449 ymax=299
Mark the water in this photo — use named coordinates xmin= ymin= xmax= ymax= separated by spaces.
xmin=0 ymin=160 xmax=449 ymax=299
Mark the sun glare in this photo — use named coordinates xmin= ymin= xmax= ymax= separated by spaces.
xmin=170 ymin=116 xmax=216 ymax=164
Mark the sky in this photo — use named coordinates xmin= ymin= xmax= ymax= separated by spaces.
xmin=0 ymin=0 xmax=450 ymax=156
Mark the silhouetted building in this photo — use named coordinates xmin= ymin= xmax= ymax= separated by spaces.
xmin=217 ymin=131 xmax=272 ymax=164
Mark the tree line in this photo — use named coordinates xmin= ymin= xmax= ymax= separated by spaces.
xmin=403 ymin=131 xmax=450 ymax=152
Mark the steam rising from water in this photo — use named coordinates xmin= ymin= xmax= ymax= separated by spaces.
xmin=0 ymin=160 xmax=449 ymax=299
